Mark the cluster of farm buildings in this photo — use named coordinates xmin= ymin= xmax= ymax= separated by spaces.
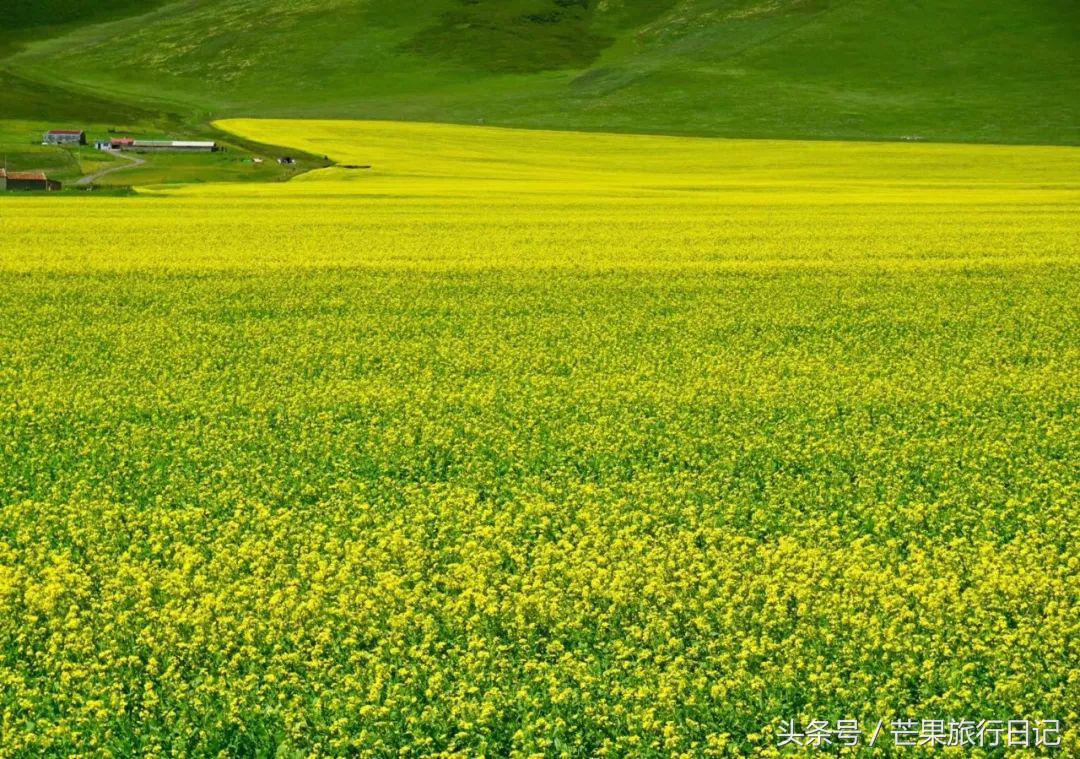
xmin=3 ymin=129 xmax=220 ymax=191
xmin=8 ymin=129 xmax=301 ymax=191
xmin=43 ymin=129 xmax=218 ymax=153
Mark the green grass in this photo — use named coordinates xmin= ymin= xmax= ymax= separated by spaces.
xmin=3 ymin=0 xmax=1078 ymax=145
xmin=0 ymin=70 xmax=162 ymax=123
xmin=0 ymin=0 xmax=172 ymax=58
xmin=96 ymin=148 xmax=316 ymax=187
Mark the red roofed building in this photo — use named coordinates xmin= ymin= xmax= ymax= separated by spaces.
xmin=43 ymin=129 xmax=86 ymax=146
xmin=3 ymin=170 xmax=62 ymax=191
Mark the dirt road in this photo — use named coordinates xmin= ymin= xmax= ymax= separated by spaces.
xmin=75 ymin=152 xmax=146 ymax=186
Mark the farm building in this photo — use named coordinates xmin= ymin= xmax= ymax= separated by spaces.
xmin=111 ymin=139 xmax=217 ymax=153
xmin=2 ymin=170 xmax=62 ymax=191
xmin=43 ymin=130 xmax=86 ymax=146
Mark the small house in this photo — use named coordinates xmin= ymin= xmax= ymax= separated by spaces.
xmin=43 ymin=130 xmax=86 ymax=146
xmin=4 ymin=171 xmax=62 ymax=191
xmin=95 ymin=140 xmax=113 ymax=151
xmin=277 ymin=156 xmax=295 ymax=165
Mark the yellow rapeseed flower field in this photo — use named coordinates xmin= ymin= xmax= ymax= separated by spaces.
xmin=0 ymin=120 xmax=1077 ymax=756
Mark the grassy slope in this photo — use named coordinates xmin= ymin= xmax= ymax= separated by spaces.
xmin=0 ymin=1 xmax=331 ymax=188
xmin=5 ymin=0 xmax=1079 ymax=145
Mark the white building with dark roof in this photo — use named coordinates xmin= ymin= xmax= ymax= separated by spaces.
xmin=43 ymin=130 xmax=87 ymax=146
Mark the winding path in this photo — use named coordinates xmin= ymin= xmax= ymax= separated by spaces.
xmin=75 ymin=151 xmax=146 ymax=186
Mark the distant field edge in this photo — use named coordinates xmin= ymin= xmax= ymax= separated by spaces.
xmin=212 ymin=117 xmax=1080 ymax=159
xmin=212 ymin=114 xmax=1080 ymax=150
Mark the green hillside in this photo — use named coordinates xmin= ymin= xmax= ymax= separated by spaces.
xmin=3 ymin=0 xmax=1078 ymax=145
xmin=0 ymin=0 xmax=168 ymax=31
xmin=0 ymin=0 xmax=173 ymax=58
